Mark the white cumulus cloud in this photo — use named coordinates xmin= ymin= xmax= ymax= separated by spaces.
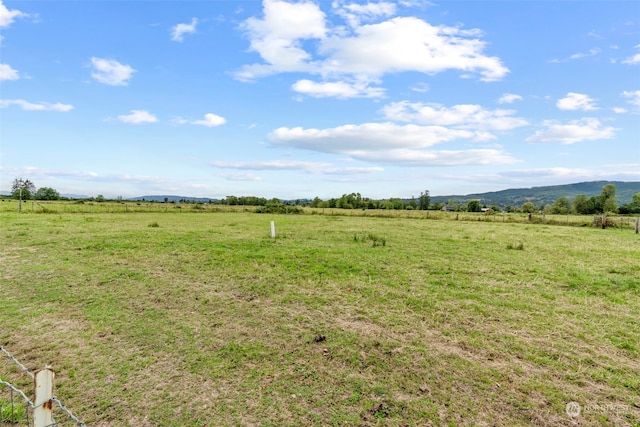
xmin=210 ymin=159 xmax=383 ymax=175
xmin=90 ymin=57 xmax=136 ymax=86
xmin=332 ymin=0 xmax=396 ymax=27
xmin=0 ymin=63 xmax=19 ymax=80
xmin=237 ymin=0 xmax=327 ymax=80
xmin=622 ymin=90 xmax=640 ymax=108
xmin=382 ymin=101 xmax=528 ymax=131
xmin=217 ymin=172 xmax=264 ymax=182
xmin=556 ymin=92 xmax=598 ymax=111
xmin=319 ymin=17 xmax=508 ymax=81
xmin=235 ymin=0 xmax=509 ymax=97
xmin=193 ymin=113 xmax=226 ymax=127
xmin=498 ymin=93 xmax=523 ymax=104
xmin=351 ymin=148 xmax=516 ymax=166
xmin=117 ymin=110 xmax=158 ymax=124
xmin=623 ymin=54 xmax=640 ymax=65
xmin=269 ymin=122 xmax=475 ymax=153
xmin=411 ymin=82 xmax=430 ymax=93
xmin=192 ymin=113 xmax=227 ymax=127
xmin=171 ymin=18 xmax=198 ymax=42
xmin=526 ymin=118 xmax=617 ymax=144
xmin=0 ymin=99 xmax=73 ymax=111
xmin=266 ymin=99 xmax=525 ymax=167
xmin=173 ymin=113 xmax=227 ymax=127
xmin=292 ymin=79 xmax=384 ymax=98
xmin=569 ymin=48 xmax=601 ymax=60
xmin=622 ymin=45 xmax=640 ymax=65
xmin=0 ymin=0 xmax=28 ymax=28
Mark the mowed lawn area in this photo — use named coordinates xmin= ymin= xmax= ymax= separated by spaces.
xmin=1 ymin=211 xmax=639 ymax=426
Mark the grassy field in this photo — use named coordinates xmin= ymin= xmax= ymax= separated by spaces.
xmin=2 ymin=198 xmax=639 ymax=230
xmin=1 ymin=209 xmax=639 ymax=426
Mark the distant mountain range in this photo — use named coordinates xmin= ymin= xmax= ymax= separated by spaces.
xmin=430 ymin=181 xmax=640 ymax=208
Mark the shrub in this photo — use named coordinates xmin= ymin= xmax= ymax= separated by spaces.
xmin=254 ymin=205 xmax=302 ymax=214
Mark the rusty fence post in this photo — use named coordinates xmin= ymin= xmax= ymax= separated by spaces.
xmin=34 ymin=367 xmax=54 ymax=427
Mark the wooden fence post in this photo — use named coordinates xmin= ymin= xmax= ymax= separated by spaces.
xmin=34 ymin=367 xmax=54 ymax=427
xmin=635 ymin=217 xmax=639 ymax=234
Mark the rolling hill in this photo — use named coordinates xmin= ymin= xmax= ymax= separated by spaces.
xmin=430 ymin=181 xmax=640 ymax=208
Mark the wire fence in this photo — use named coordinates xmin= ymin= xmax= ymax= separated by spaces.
xmin=2 ymin=199 xmax=639 ymax=233
xmin=0 ymin=345 xmax=86 ymax=426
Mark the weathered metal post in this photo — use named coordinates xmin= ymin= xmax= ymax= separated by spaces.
xmin=34 ymin=367 xmax=54 ymax=427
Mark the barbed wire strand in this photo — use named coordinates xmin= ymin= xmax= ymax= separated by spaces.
xmin=0 ymin=345 xmax=35 ymax=379
xmin=52 ymin=397 xmax=86 ymax=427
xmin=2 ymin=381 xmax=87 ymax=426
xmin=0 ymin=378 xmax=35 ymax=408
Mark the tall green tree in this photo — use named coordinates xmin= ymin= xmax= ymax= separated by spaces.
xmin=418 ymin=190 xmax=430 ymax=210
xmin=601 ymin=184 xmax=617 ymax=200
xmin=408 ymin=196 xmax=417 ymax=209
xmin=600 ymin=184 xmax=618 ymax=213
xmin=310 ymin=197 xmax=322 ymax=208
xmin=573 ymin=194 xmax=595 ymax=215
xmin=11 ymin=178 xmax=36 ymax=212
xmin=337 ymin=194 xmax=353 ymax=209
xmin=521 ymin=201 xmax=537 ymax=214
xmin=619 ymin=192 xmax=640 ymax=214
xmin=34 ymin=187 xmax=60 ymax=200
xmin=550 ymin=196 xmax=571 ymax=214
xmin=467 ymin=200 xmax=482 ymax=212
xmin=590 ymin=195 xmax=604 ymax=213
xmin=603 ymin=197 xmax=619 ymax=214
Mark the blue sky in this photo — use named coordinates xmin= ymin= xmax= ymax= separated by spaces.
xmin=1 ymin=0 xmax=639 ymax=199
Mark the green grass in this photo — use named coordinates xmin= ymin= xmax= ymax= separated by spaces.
xmin=1 ymin=210 xmax=639 ymax=426
xmin=0 ymin=398 xmax=27 ymax=424
xmin=506 ymin=241 xmax=525 ymax=250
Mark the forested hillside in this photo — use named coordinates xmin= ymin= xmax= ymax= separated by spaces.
xmin=430 ymin=181 xmax=640 ymax=207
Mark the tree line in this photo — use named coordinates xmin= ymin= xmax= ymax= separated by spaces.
xmin=542 ymin=184 xmax=640 ymax=215
xmin=7 ymin=178 xmax=640 ymax=215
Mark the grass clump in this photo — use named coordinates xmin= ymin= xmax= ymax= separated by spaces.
xmin=506 ymin=241 xmax=525 ymax=250
xmin=0 ymin=398 xmax=26 ymax=424
xmin=353 ymin=232 xmax=386 ymax=247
